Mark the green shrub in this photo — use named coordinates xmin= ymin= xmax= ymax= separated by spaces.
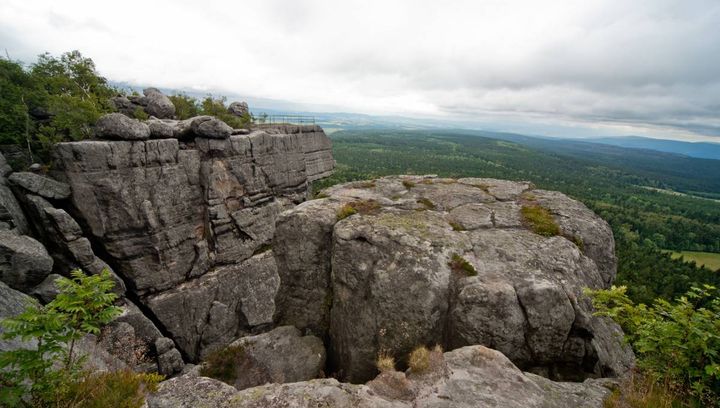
xmin=449 ymin=253 xmax=477 ymax=276
xmin=0 ymin=269 xmax=123 ymax=407
xmin=199 ymin=345 xmax=245 ymax=384
xmin=337 ymin=203 xmax=358 ymax=220
xmin=132 ymin=107 xmax=149 ymax=120
xmin=521 ymin=205 xmax=560 ymax=237
xmin=168 ymin=94 xmax=199 ymax=120
xmin=586 ymin=285 xmax=720 ymax=405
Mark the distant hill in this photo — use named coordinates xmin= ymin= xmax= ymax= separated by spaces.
xmin=579 ymin=136 xmax=720 ymax=160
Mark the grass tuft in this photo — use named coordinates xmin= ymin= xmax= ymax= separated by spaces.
xmin=449 ymin=253 xmax=477 ymax=276
xmin=521 ymin=205 xmax=560 ymax=237
xmin=449 ymin=221 xmax=465 ymax=231
xmin=408 ymin=346 xmax=430 ymax=373
xmin=376 ymin=352 xmax=396 ymax=373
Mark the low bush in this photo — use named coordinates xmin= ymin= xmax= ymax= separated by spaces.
xmin=587 ymin=285 xmax=720 ymax=406
xmin=0 ymin=269 xmax=160 ymax=408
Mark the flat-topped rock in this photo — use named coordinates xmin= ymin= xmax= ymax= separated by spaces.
xmin=95 ymin=113 xmax=151 ymax=140
xmin=274 ymin=175 xmax=631 ymax=382
xmin=147 ymin=345 xmax=615 ymax=408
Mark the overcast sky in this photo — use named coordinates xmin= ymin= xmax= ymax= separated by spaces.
xmin=2 ymin=0 xmax=720 ymax=141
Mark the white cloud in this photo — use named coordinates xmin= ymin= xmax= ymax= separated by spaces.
xmin=1 ymin=0 xmax=719 ymax=140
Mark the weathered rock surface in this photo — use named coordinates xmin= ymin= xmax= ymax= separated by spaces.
xmin=0 ymin=183 xmax=29 ymax=234
xmin=143 ymin=88 xmax=176 ymax=119
xmin=192 ymin=116 xmax=233 ymax=139
xmin=0 ymin=231 xmax=54 ymax=291
xmin=95 ymin=113 xmax=151 ymax=140
xmin=228 ymin=101 xmax=249 ymax=117
xmin=223 ymin=326 xmax=325 ymax=391
xmin=20 ymin=194 xmax=126 ymax=295
xmin=30 ymin=273 xmax=62 ymax=303
xmin=51 ymin=126 xmax=334 ymax=360
xmin=274 ymin=176 xmax=632 ymax=382
xmin=8 ymin=172 xmax=71 ymax=200
xmin=0 ymin=280 xmax=36 ymax=353
xmin=147 ymin=345 xmax=614 ymax=408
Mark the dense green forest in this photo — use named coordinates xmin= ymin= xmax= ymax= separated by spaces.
xmin=313 ymin=129 xmax=720 ymax=305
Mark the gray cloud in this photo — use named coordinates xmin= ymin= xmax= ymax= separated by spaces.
xmin=1 ymin=0 xmax=719 ymax=141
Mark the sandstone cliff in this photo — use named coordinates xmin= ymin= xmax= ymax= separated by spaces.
xmin=0 ymin=89 xmax=634 ymax=407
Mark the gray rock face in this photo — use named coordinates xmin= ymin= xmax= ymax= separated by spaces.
xmin=143 ymin=88 xmax=176 ymax=119
xmin=20 ymin=194 xmax=125 ymax=295
xmin=147 ymin=345 xmax=613 ymax=408
xmin=274 ymin=176 xmax=633 ymax=382
xmin=0 ymin=280 xmax=36 ymax=353
xmin=51 ymin=126 xmax=334 ymax=361
xmin=147 ymin=119 xmax=176 ymax=139
xmin=223 ymin=326 xmax=325 ymax=391
xmin=0 ymin=231 xmax=54 ymax=291
xmin=95 ymin=113 xmax=151 ymax=140
xmin=8 ymin=172 xmax=71 ymax=200
xmin=146 ymin=252 xmax=278 ymax=361
xmin=0 ymin=184 xmax=29 ymax=234
xmin=227 ymin=101 xmax=249 ymax=117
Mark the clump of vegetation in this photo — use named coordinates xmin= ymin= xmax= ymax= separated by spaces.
xmin=402 ymin=180 xmax=416 ymax=189
xmin=570 ymin=235 xmax=585 ymax=252
xmin=132 ymin=107 xmax=149 ymax=120
xmin=587 ymin=285 xmax=720 ymax=406
xmin=449 ymin=221 xmax=465 ymax=231
xmin=0 ymin=269 xmax=160 ymax=407
xmin=337 ymin=203 xmax=358 ymax=220
xmin=449 ymin=253 xmax=477 ymax=276
xmin=603 ymin=373 xmax=688 ymax=408
xmin=199 ymin=345 xmax=245 ymax=384
xmin=1 ymin=51 xmax=117 ymax=164
xmin=168 ymin=93 xmax=199 ymax=119
xmin=337 ymin=200 xmax=381 ymax=221
xmin=408 ymin=346 xmax=430 ymax=373
xmin=521 ymin=205 xmax=560 ymax=237
xmin=417 ymin=198 xmax=436 ymax=210
xmin=376 ymin=352 xmax=396 ymax=373
xmin=61 ymin=370 xmax=162 ymax=408
xmin=168 ymin=93 xmax=252 ymax=128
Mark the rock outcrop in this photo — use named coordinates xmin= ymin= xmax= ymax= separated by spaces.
xmin=274 ymin=176 xmax=632 ymax=382
xmin=215 ymin=326 xmax=326 ymax=391
xmin=148 ymin=345 xmax=615 ymax=408
xmin=51 ymin=124 xmax=335 ymax=360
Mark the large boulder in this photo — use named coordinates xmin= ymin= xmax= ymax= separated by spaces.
xmin=274 ymin=176 xmax=633 ymax=382
xmin=147 ymin=345 xmax=614 ymax=408
xmin=143 ymin=88 xmax=176 ymax=119
xmin=222 ymin=326 xmax=326 ymax=391
xmin=0 ymin=231 xmax=54 ymax=291
xmin=227 ymin=101 xmax=249 ymax=117
xmin=95 ymin=113 xmax=151 ymax=140
xmin=191 ymin=116 xmax=233 ymax=139
xmin=8 ymin=172 xmax=71 ymax=200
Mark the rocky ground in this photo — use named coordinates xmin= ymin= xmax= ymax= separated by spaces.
xmin=0 ymin=88 xmax=632 ymax=407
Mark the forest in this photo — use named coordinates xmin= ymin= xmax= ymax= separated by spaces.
xmin=313 ymin=129 xmax=720 ymax=305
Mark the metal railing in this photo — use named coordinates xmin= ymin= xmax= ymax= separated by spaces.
xmin=252 ymin=114 xmax=315 ymax=125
